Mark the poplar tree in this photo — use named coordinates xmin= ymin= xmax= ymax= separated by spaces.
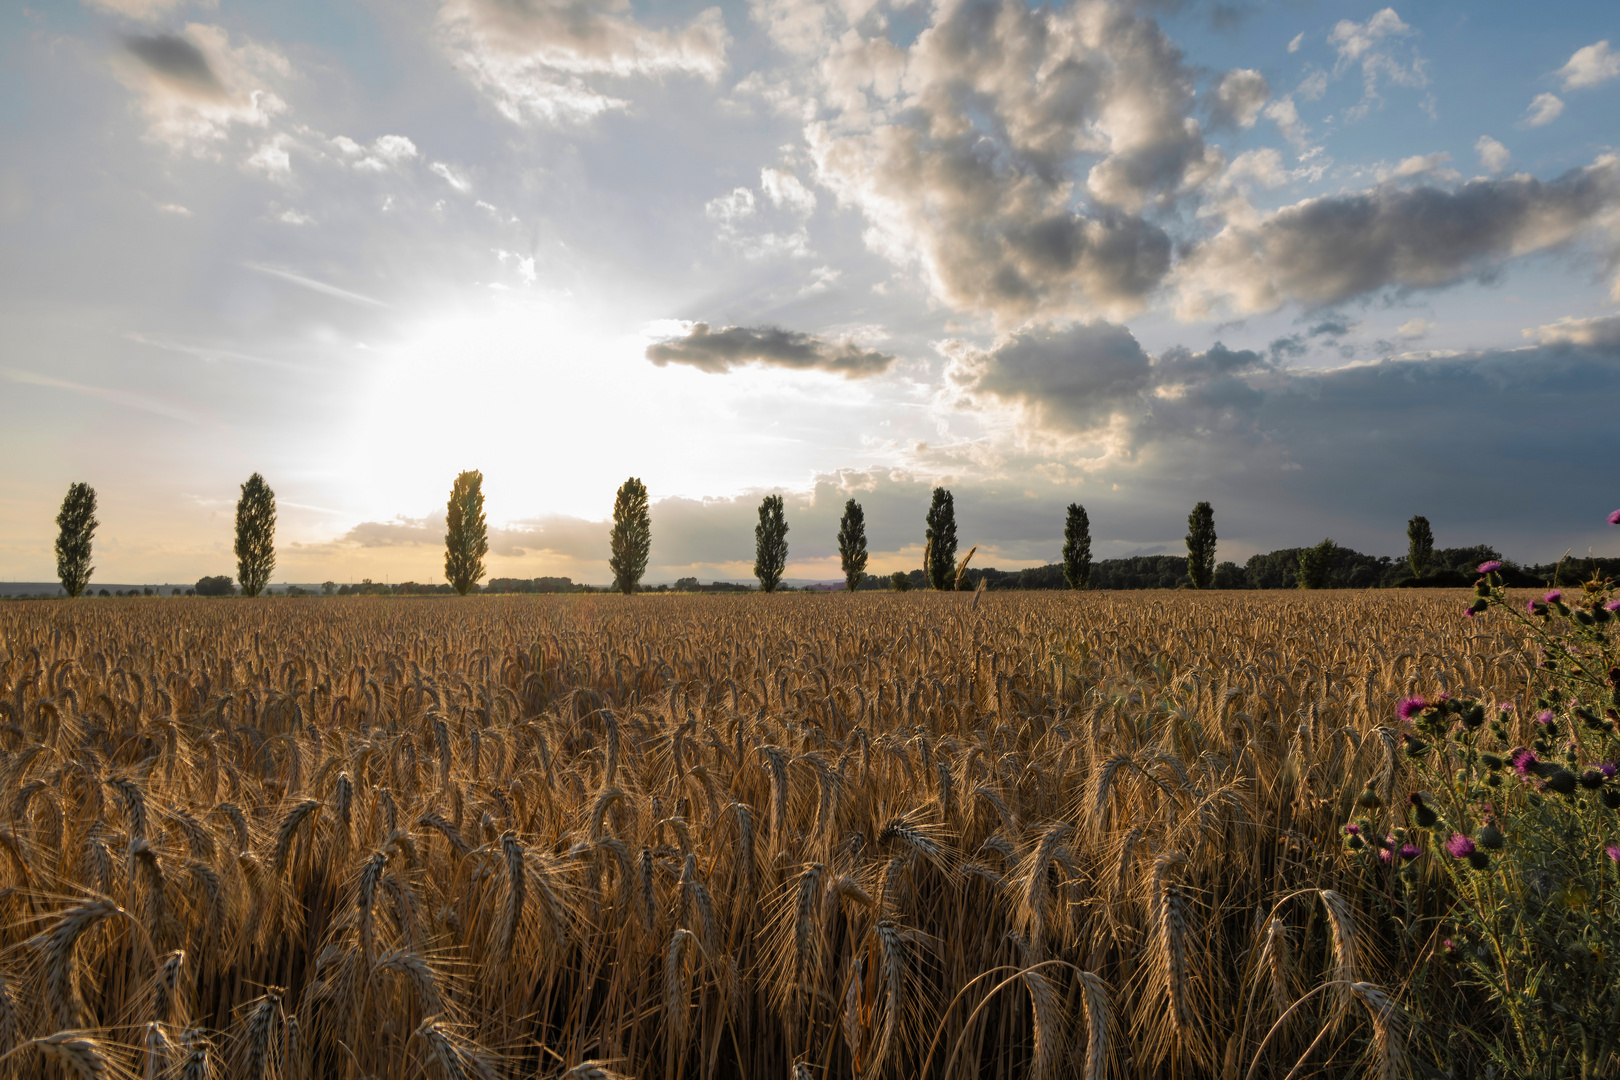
xmin=837 ymin=498 xmax=868 ymax=592
xmin=754 ymin=494 xmax=788 ymax=593
xmin=924 ymin=487 xmax=957 ymax=590
xmin=1062 ymin=503 xmax=1091 ymax=589
xmin=1185 ymin=501 xmax=1216 ymax=589
xmin=444 ymin=470 xmax=489 ymax=596
xmin=234 ymin=473 xmax=277 ymax=598
xmin=1407 ymin=515 xmax=1434 ymax=579
xmin=54 ymin=482 xmax=99 ymax=598
xmin=609 ymin=477 xmax=651 ymax=595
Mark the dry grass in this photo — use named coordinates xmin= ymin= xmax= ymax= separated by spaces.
xmin=0 ymin=590 xmax=1537 ymax=1077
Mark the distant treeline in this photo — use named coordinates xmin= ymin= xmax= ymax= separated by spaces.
xmin=945 ymin=546 xmax=1620 ymax=591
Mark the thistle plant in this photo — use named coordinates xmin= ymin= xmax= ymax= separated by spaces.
xmin=1343 ymin=513 xmax=1620 ymax=1079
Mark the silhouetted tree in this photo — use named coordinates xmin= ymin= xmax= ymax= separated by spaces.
xmin=54 ymin=482 xmax=98 ymax=598
xmin=890 ymin=571 xmax=912 ymax=592
xmin=1407 ymin=515 xmax=1434 ymax=579
xmin=194 ymin=575 xmax=235 ymax=597
xmin=1062 ymin=503 xmax=1091 ymax=589
xmin=755 ymin=494 xmax=789 ymax=593
xmin=1185 ymin=501 xmax=1216 ymax=589
xmin=1298 ymin=538 xmax=1336 ymax=589
xmin=443 ymin=470 xmax=489 ymax=596
xmin=609 ymin=477 xmax=651 ymax=595
xmin=925 ymin=487 xmax=957 ymax=589
xmin=837 ymin=498 xmax=868 ymax=592
xmin=234 ymin=473 xmax=277 ymax=598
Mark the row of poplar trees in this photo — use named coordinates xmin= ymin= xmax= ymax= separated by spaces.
xmin=49 ymin=472 xmax=1223 ymax=598
xmin=51 ymin=476 xmax=278 ymax=598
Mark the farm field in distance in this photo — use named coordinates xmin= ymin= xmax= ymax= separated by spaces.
xmin=0 ymin=591 xmax=1533 ymax=1078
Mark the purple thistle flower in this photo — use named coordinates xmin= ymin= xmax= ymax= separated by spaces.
xmin=1398 ymin=843 xmax=1421 ymax=860
xmin=1608 ymin=845 xmax=1620 ymax=863
xmin=1463 ymin=606 xmax=1476 ymax=618
xmin=1499 ymin=703 xmax=1515 ymax=713
xmin=1545 ymin=590 xmax=1563 ymax=603
xmin=1344 ymin=823 xmax=1361 ymax=836
xmin=1397 ymin=696 xmax=1427 ymax=721
xmin=1536 ymin=710 xmax=1555 ymax=725
xmin=1511 ymin=748 xmax=1539 ymax=775
xmin=1478 ymin=560 xmax=1502 ymax=574
xmin=1528 ymin=600 xmax=1540 ymax=614
xmin=1606 ymin=600 xmax=1620 ymax=613
xmin=1445 ymin=834 xmax=1477 ymax=859
xmin=1609 ymin=509 xmax=1620 ymax=526
xmin=1603 ymin=762 xmax=1619 ymax=780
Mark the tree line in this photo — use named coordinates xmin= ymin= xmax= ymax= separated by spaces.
xmin=47 ymin=477 xmax=1605 ymax=599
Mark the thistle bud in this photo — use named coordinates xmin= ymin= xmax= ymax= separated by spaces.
xmin=1461 ymin=704 xmax=1486 ymax=730
xmin=1477 ymin=825 xmax=1505 ymax=850
xmin=1545 ymin=769 xmax=1578 ymax=796
xmin=1581 ymin=769 xmax=1606 ymax=790
xmin=1356 ymin=781 xmax=1382 ymax=809
xmin=1467 ymin=850 xmax=1491 ymax=871
xmin=1481 ymin=753 xmax=1504 ymax=770
xmin=1601 ymin=789 xmax=1620 ymax=810
xmin=1410 ymin=792 xmax=1439 ymax=829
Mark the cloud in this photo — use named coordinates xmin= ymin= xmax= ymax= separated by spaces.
xmin=86 ymin=0 xmax=215 ymax=17
xmin=645 ymin=322 xmax=896 ymax=378
xmin=430 ymin=161 xmax=471 ymax=192
xmin=1475 ymin=136 xmax=1510 ymax=174
xmin=1557 ymin=41 xmax=1620 ymax=91
xmin=938 ymin=319 xmax=1620 ymax=557
xmin=1327 ymin=7 xmax=1426 ymax=119
xmin=439 ymin=0 xmax=730 ymax=124
xmin=243 ymin=263 xmax=391 ymax=307
xmin=1175 ymin=155 xmax=1620 ymax=317
xmin=1211 ymin=68 xmax=1269 ymax=129
xmin=705 ymin=186 xmax=755 ymax=223
xmin=806 ymin=0 xmax=1219 ymax=325
xmin=1287 ymin=32 xmax=1303 ymax=54
xmin=946 ymin=321 xmax=1274 ymax=456
xmin=115 ymin=25 xmax=289 ymax=150
xmin=1526 ymin=313 xmax=1620 ymax=346
xmin=1521 ymin=92 xmax=1564 ymax=128
xmin=760 ymin=167 xmax=817 ymax=215
xmin=1387 ymin=151 xmax=1458 ymax=182
xmin=5 ymin=368 xmax=207 ymax=424
xmin=1396 ymin=318 xmax=1432 ymax=338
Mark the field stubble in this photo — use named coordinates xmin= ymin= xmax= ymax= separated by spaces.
xmin=0 ymin=591 xmax=1532 ymax=1079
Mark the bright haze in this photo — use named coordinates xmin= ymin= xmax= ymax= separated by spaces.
xmin=2 ymin=0 xmax=1618 ymax=586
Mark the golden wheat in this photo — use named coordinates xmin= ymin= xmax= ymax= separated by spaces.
xmin=0 ymin=590 xmax=1539 ymax=1077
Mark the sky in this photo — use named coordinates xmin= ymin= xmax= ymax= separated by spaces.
xmin=1 ymin=0 xmax=1618 ymax=587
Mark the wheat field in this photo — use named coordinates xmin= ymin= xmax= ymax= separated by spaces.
xmin=0 ymin=591 xmax=1533 ymax=1079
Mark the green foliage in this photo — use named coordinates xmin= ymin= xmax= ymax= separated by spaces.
xmin=234 ymin=473 xmax=277 ymax=598
xmin=1062 ymin=502 xmax=1091 ymax=589
xmin=608 ymin=477 xmax=651 ymax=595
xmin=754 ymin=494 xmax=789 ymax=593
xmin=837 ymin=498 xmax=868 ymax=592
xmin=1185 ymin=500 xmax=1216 ymax=589
xmin=443 ymin=470 xmax=489 ymax=596
xmin=1408 ymin=514 xmax=1435 ymax=579
xmin=54 ymin=482 xmax=98 ymax=598
xmin=1297 ymin=537 xmax=1337 ymax=589
xmin=322 ymin=581 xmax=336 ymax=596
xmin=1345 ymin=546 xmax=1620 ymax=1078
xmin=890 ymin=570 xmax=912 ymax=592
xmin=484 ymin=577 xmax=588 ymax=594
xmin=925 ymin=487 xmax=957 ymax=590
xmin=194 ymin=575 xmax=235 ymax=597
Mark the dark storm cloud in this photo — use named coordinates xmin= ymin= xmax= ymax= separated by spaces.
xmin=124 ymin=34 xmax=226 ymax=98
xmin=950 ymin=319 xmax=1620 ymax=558
xmin=645 ymin=323 xmax=896 ymax=378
